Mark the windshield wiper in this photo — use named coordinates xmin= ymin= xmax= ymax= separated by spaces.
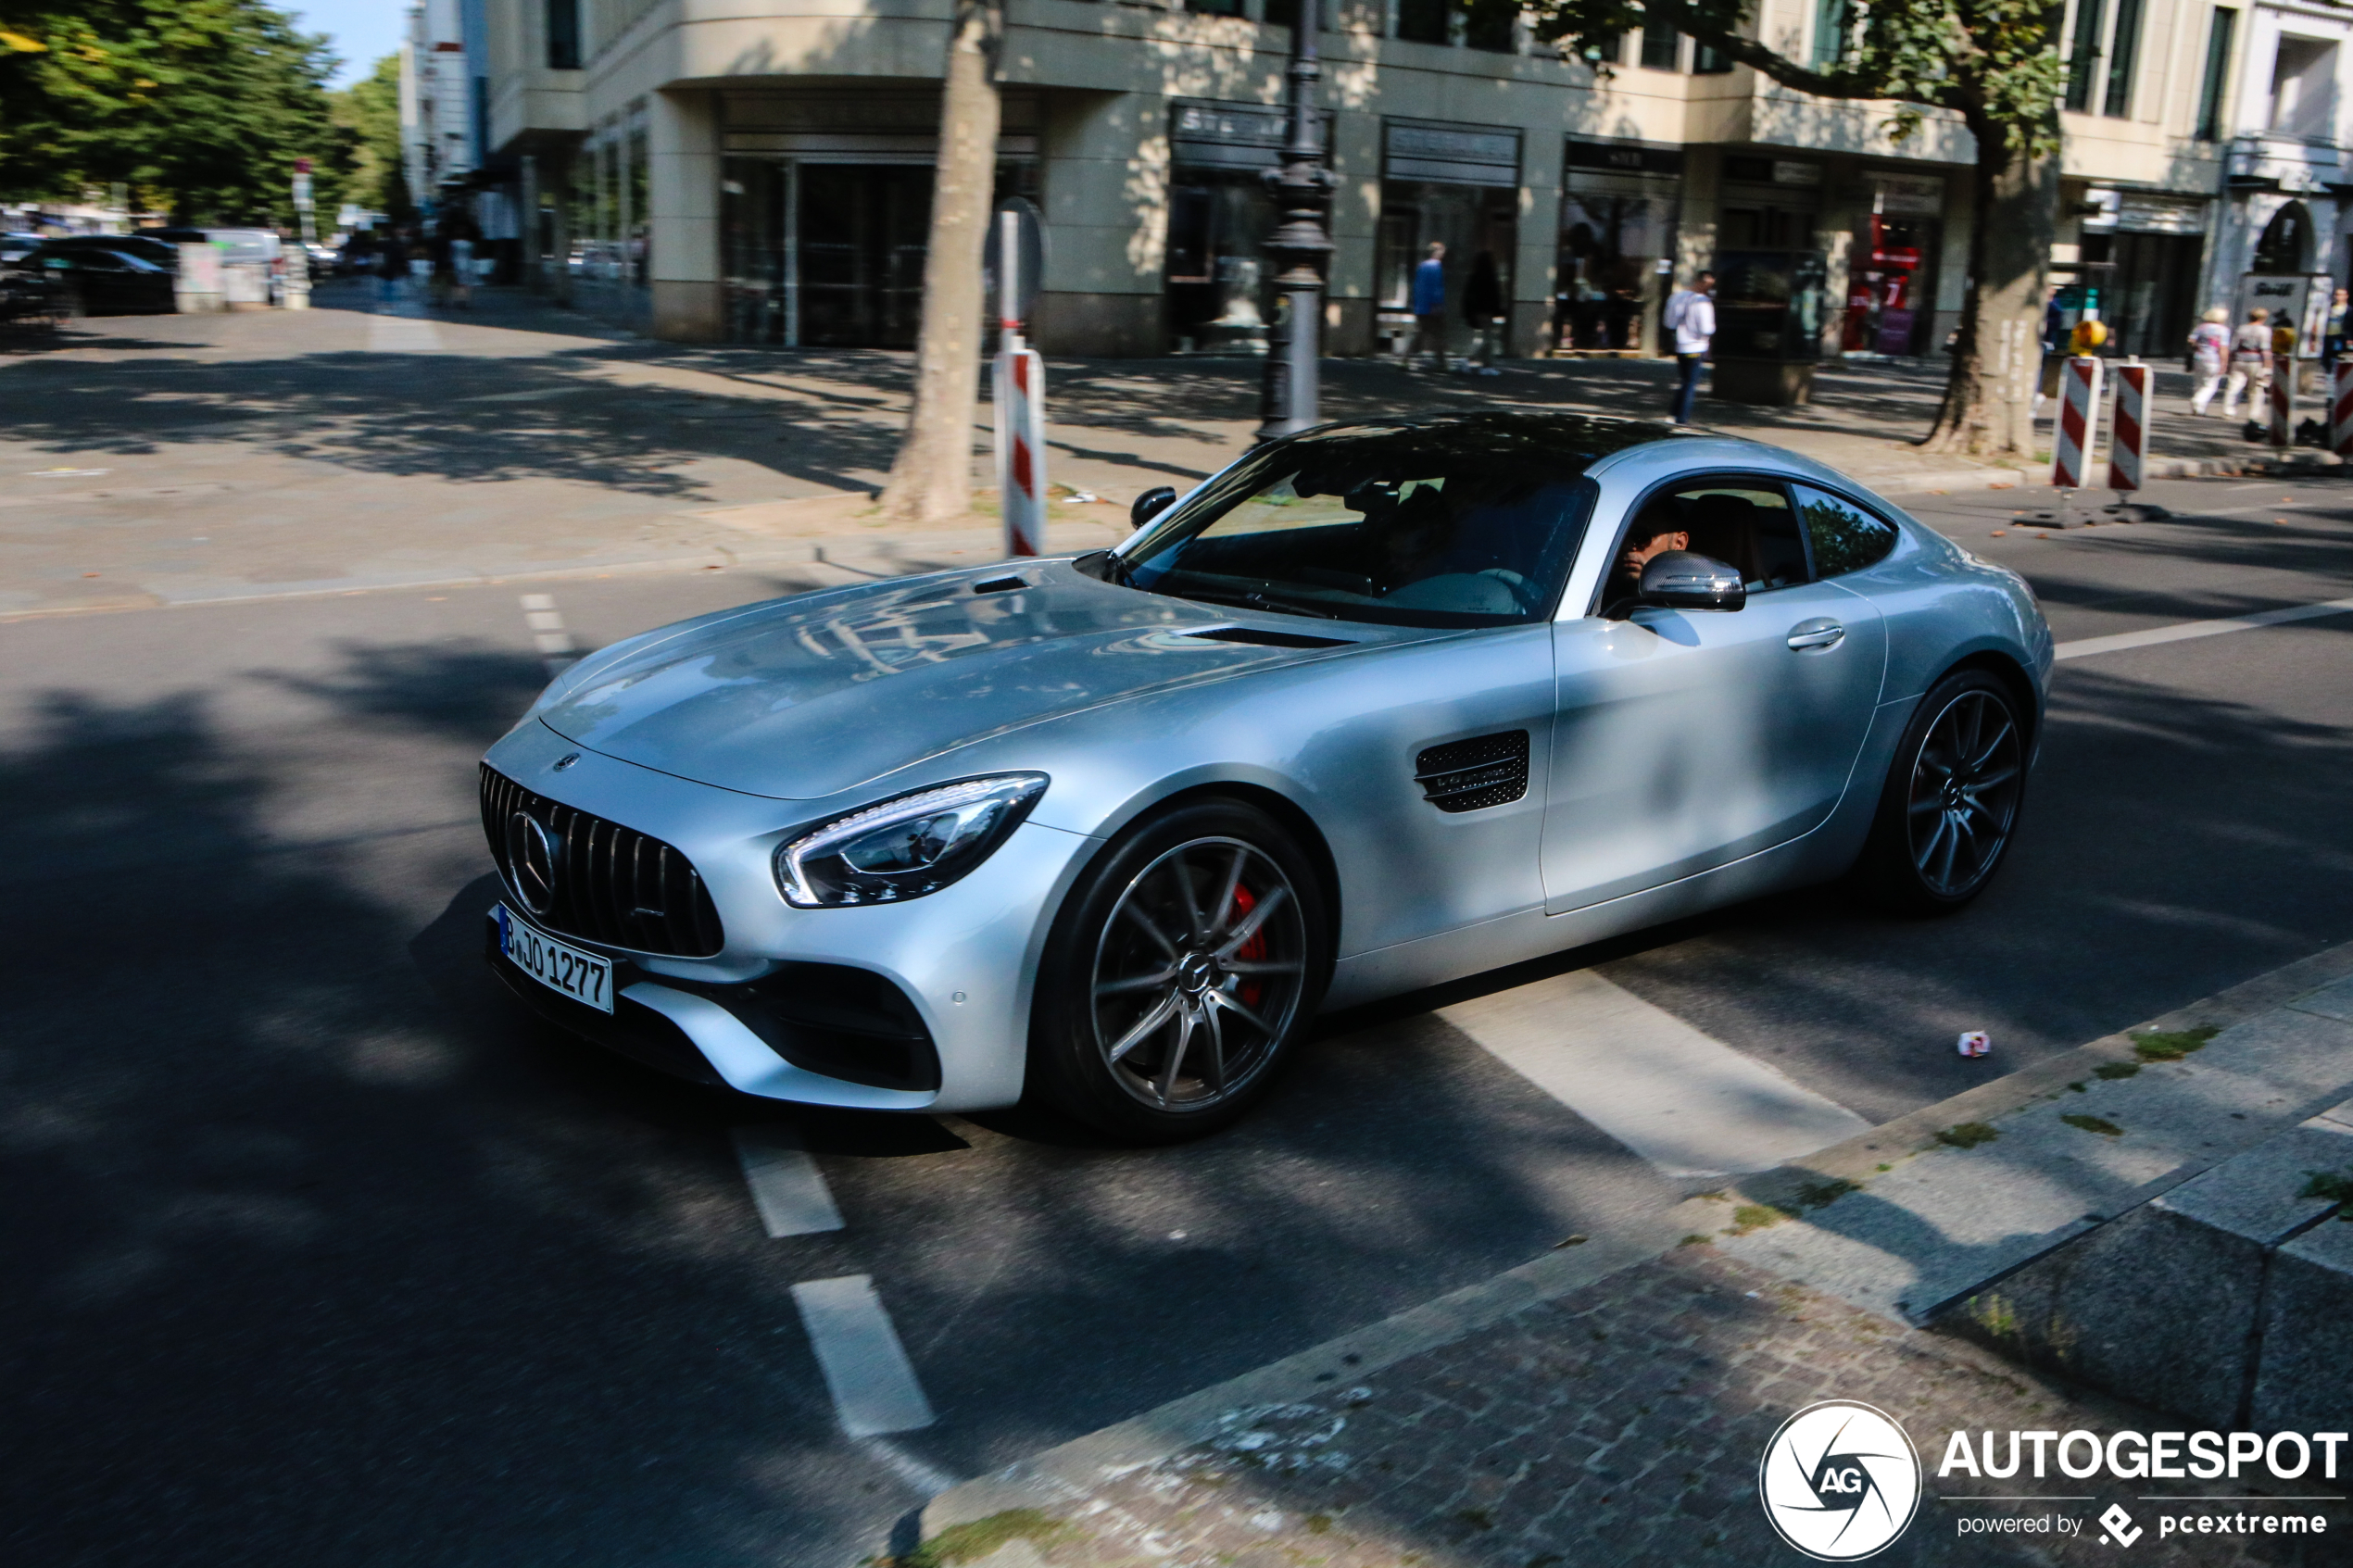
xmin=1173 ymin=585 xmax=1343 ymax=620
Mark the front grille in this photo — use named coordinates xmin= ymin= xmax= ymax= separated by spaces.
xmin=1415 ymin=731 xmax=1530 ymax=813
xmin=479 ymin=764 xmax=725 ymax=958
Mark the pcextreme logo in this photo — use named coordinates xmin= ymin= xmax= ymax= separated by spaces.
xmin=1758 ymin=1400 xmax=1924 ymax=1561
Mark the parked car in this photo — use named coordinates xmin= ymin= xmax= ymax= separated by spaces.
xmin=43 ymin=233 xmax=182 ymax=269
xmin=16 ymin=242 xmax=178 ymax=314
xmin=0 ymin=264 xmax=70 ymax=332
xmin=2 ymin=232 xmax=44 ymax=266
xmin=476 ymin=411 xmax=2053 ymax=1140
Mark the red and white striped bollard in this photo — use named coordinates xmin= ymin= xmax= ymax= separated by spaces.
xmin=992 ymin=209 xmax=1048 ymax=558
xmin=2109 ymin=362 xmax=2148 ymax=494
xmin=2050 ymin=355 xmax=2103 ymax=490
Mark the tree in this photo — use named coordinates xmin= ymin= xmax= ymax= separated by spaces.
xmin=328 ymin=51 xmax=408 ymax=220
xmin=1518 ymin=0 xmax=2065 ymax=457
xmin=0 ymin=0 xmax=341 ymax=225
xmin=877 ymin=0 xmax=1003 ymax=526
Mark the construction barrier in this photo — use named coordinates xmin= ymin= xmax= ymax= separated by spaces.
xmin=993 ymin=345 xmax=1047 ymax=558
xmin=2050 ymin=355 xmax=2103 ymax=489
xmin=2334 ymin=360 xmax=2353 ymax=458
xmin=2109 ymin=362 xmax=2148 ymax=493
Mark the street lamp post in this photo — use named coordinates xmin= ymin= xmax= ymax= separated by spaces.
xmin=1253 ymin=0 xmax=1335 ymax=444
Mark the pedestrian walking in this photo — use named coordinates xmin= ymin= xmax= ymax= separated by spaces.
xmin=2187 ymin=306 xmax=2231 ymax=415
xmin=1664 ymin=270 xmax=1716 ymax=424
xmin=2326 ymin=286 xmax=2349 ymax=369
xmin=448 ymin=231 xmax=475 ymax=309
xmin=1462 ymin=251 xmax=1504 ymax=376
xmin=1411 ymin=242 xmax=1448 ymax=372
xmin=373 ymin=233 xmax=408 ymax=305
xmin=2221 ymin=307 xmax=2271 ymax=419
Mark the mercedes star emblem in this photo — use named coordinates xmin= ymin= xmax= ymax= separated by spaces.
xmin=506 ymin=810 xmax=560 ymax=915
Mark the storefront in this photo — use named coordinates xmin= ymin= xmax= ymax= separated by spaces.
xmin=1163 ymin=100 xmax=1328 ymax=355
xmin=2079 ymin=189 xmax=2210 ymax=359
xmin=1554 ymin=138 xmax=1681 ymax=355
xmin=1374 ymin=119 xmax=1521 ymax=358
xmin=717 ymin=91 xmax=1037 ymax=348
xmin=1843 ymin=172 xmax=1943 ymax=358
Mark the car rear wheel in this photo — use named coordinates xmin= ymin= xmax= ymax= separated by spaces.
xmin=1858 ymin=670 xmax=2028 ymax=914
xmin=1030 ymin=799 xmax=1329 ymax=1142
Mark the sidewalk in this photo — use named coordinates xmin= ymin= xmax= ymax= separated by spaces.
xmin=904 ymin=944 xmax=2353 ymax=1568
xmin=3 ymin=283 xmax=2311 ymax=620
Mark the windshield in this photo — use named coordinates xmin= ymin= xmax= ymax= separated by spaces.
xmin=1117 ymin=422 xmax=1620 ymax=627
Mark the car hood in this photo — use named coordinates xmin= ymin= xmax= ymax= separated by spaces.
xmin=535 ymin=560 xmax=1374 ymax=799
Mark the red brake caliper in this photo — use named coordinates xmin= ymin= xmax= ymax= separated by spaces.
xmin=1227 ymin=884 xmax=1265 ymax=1010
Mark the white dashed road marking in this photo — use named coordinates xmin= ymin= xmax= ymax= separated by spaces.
xmin=731 ymin=1125 xmax=846 ymax=1238
xmin=1439 ymin=970 xmax=1872 ymax=1182
xmin=791 ymin=1275 xmax=938 ymax=1437
xmin=518 ymin=592 xmax=576 ymax=677
xmin=2053 ymin=595 xmax=2353 ymax=662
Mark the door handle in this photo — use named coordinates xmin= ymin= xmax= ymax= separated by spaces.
xmin=1786 ymin=619 xmax=1845 ymax=651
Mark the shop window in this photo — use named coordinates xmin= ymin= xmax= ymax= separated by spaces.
xmin=2063 ymin=0 xmax=2105 ymax=112
xmin=1556 ymin=192 xmax=1675 ymax=352
xmin=546 ymin=0 xmax=580 ymax=69
xmin=2196 ymin=9 xmax=2237 ymax=140
xmin=626 ymin=112 xmax=649 ymax=288
xmin=2269 ymin=36 xmax=2338 ymax=139
xmin=2253 ymin=201 xmax=2312 ymax=272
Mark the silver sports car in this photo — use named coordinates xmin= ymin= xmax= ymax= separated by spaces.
xmin=479 ymin=412 xmax=2051 ymax=1139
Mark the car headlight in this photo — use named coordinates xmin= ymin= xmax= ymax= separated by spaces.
xmin=774 ymin=774 xmax=1048 ymax=908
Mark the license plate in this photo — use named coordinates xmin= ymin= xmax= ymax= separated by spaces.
xmin=495 ymin=904 xmax=613 ymax=1014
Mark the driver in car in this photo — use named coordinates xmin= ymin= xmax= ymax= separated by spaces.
xmin=1602 ymin=508 xmax=1691 ymax=618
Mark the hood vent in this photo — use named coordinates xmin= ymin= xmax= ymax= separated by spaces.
xmin=1415 ymin=731 xmax=1529 ymax=813
xmin=972 ymin=574 xmax=1027 ymax=595
xmin=1181 ymin=625 xmax=1355 ymax=650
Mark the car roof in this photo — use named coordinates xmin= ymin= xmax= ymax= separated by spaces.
xmin=1282 ymin=408 xmax=1693 ymax=461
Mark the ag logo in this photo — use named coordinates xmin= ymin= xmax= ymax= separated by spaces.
xmin=1758 ymin=1400 xmax=1922 ymax=1561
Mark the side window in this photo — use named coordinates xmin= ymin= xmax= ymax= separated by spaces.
xmin=1604 ymin=478 xmax=1809 ymax=615
xmin=1793 ymin=484 xmax=1900 ymax=578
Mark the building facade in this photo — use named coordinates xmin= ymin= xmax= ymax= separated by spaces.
xmin=468 ymin=0 xmax=2275 ymax=364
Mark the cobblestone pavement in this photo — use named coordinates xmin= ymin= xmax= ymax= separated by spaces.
xmin=912 ymin=1246 xmax=2340 ymax=1568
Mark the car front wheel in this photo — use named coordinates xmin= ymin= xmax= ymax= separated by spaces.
xmin=1030 ymin=799 xmax=1330 ymax=1142
xmin=1858 ymin=669 xmax=2029 ymax=914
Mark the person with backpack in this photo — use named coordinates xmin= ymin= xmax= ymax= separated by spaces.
xmin=1664 ymin=270 xmax=1716 ymax=423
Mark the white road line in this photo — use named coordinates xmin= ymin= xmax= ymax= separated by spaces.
xmin=1438 ymin=970 xmax=1871 ymax=1182
xmin=731 ymin=1124 xmax=845 ymax=1238
xmin=2054 ymin=596 xmax=2353 ymax=662
xmin=366 ymin=315 xmax=445 ymax=354
xmin=517 ymin=592 xmax=576 ymax=676
xmin=792 ymin=1275 xmax=937 ymax=1437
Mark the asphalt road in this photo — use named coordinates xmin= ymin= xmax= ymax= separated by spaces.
xmin=5 ymin=470 xmax=2351 ymax=1566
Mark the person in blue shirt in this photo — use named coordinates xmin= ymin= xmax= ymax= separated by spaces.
xmin=1411 ymin=242 xmax=1448 ymax=371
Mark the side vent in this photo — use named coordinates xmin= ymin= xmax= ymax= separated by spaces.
xmin=1415 ymin=731 xmax=1529 ymax=813
xmin=1180 ymin=626 xmax=1354 ymax=650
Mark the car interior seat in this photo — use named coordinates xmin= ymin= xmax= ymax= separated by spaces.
xmin=1680 ymin=493 xmax=1769 ymax=584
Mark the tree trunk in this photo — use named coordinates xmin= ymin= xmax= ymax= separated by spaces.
xmin=1922 ymin=119 xmax=2058 ymax=458
xmin=877 ymin=0 xmax=1003 ymax=526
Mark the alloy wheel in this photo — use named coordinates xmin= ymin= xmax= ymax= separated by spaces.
xmin=1905 ymin=688 xmax=2023 ymax=899
xmin=1088 ymin=836 xmax=1308 ymax=1111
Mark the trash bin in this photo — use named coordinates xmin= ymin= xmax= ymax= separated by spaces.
xmin=1709 ymin=249 xmax=1828 ymax=406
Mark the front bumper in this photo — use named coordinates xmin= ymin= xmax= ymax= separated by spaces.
xmin=480 ymin=720 xmax=1101 ymax=1112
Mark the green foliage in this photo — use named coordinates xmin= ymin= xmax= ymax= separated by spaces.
xmin=2298 ymin=1169 xmax=2353 ymax=1219
xmin=899 ymin=1510 xmax=1072 ymax=1568
xmin=2094 ymin=1062 xmax=2141 ymax=1080
xmin=328 ymin=51 xmax=404 ymax=218
xmin=1520 ymin=0 xmax=2064 ymax=158
xmin=0 ymin=0 xmax=340 ymax=223
xmin=2060 ymin=1113 xmax=2123 ymax=1137
xmin=1935 ymin=1121 xmax=2000 ymax=1149
xmin=2132 ymin=1025 xmax=2218 ymax=1061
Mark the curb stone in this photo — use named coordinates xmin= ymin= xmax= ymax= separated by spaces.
xmin=913 ymin=935 xmax=2353 ymax=1557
